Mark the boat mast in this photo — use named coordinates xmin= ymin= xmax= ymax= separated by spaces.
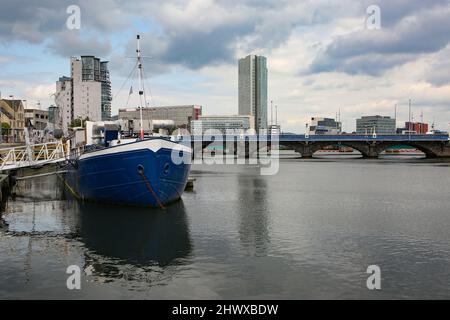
xmin=137 ymin=35 xmax=144 ymax=140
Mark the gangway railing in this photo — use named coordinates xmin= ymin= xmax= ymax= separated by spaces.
xmin=0 ymin=140 xmax=70 ymax=171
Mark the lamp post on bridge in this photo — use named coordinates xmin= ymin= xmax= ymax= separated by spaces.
xmin=408 ymin=99 xmax=412 ymax=141
xmin=394 ymin=104 xmax=397 ymax=134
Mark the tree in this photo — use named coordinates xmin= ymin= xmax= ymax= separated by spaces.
xmin=1 ymin=122 xmax=11 ymax=135
xmin=70 ymin=117 xmax=90 ymax=128
xmin=70 ymin=118 xmax=82 ymax=128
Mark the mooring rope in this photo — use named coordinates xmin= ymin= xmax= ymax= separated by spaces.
xmin=138 ymin=169 xmax=165 ymax=210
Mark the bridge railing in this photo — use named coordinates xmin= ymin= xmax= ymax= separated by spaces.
xmin=182 ymin=134 xmax=449 ymax=142
xmin=0 ymin=140 xmax=70 ymax=171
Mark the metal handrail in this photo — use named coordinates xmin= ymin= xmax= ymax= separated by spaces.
xmin=0 ymin=140 xmax=70 ymax=171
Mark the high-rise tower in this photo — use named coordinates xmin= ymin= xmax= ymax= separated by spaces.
xmin=238 ymin=55 xmax=268 ymax=131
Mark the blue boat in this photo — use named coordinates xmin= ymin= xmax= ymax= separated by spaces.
xmin=64 ymin=137 xmax=191 ymax=207
xmin=62 ymin=35 xmax=192 ymax=208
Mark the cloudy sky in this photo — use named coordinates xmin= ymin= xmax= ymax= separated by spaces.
xmin=1 ymin=0 xmax=450 ymax=133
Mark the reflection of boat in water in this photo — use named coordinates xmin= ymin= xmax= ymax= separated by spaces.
xmin=313 ymin=145 xmax=362 ymax=159
xmin=379 ymin=145 xmax=426 ymax=159
xmin=79 ymin=201 xmax=192 ymax=268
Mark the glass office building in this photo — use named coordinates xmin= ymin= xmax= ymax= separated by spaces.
xmin=356 ymin=115 xmax=396 ymax=134
xmin=100 ymin=61 xmax=112 ymax=120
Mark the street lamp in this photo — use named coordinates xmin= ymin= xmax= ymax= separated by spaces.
xmin=0 ymin=101 xmax=3 ymax=144
xmin=270 ymin=100 xmax=274 ymax=126
xmin=275 ymin=105 xmax=278 ymax=127
xmin=408 ymin=99 xmax=412 ymax=140
xmin=9 ymin=95 xmax=16 ymax=143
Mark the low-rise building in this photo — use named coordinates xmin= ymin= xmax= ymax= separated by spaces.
xmin=0 ymin=100 xmax=13 ymax=125
xmin=118 ymin=105 xmax=202 ymax=132
xmin=1 ymin=100 xmax=14 ymax=142
xmin=404 ymin=122 xmax=429 ymax=134
xmin=25 ymin=108 xmax=49 ymax=130
xmin=308 ymin=117 xmax=341 ymax=135
xmin=0 ymin=99 xmax=25 ymax=142
xmin=191 ymin=115 xmax=255 ymax=134
xmin=356 ymin=115 xmax=396 ymax=135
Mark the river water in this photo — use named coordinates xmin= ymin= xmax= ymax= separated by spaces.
xmin=1 ymin=159 xmax=450 ymax=299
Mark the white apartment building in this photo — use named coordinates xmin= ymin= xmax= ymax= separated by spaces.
xmin=55 ymin=56 xmax=111 ymax=134
xmin=71 ymin=56 xmax=102 ymax=122
xmin=55 ymin=76 xmax=72 ymax=134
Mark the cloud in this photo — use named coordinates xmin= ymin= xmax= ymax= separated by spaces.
xmin=0 ymin=55 xmax=13 ymax=64
xmin=47 ymin=32 xmax=111 ymax=58
xmin=24 ymin=83 xmax=55 ymax=102
xmin=116 ymin=0 xmax=361 ymax=72
xmin=0 ymin=0 xmax=134 ymax=44
xmin=0 ymin=0 xmax=72 ymax=43
xmin=309 ymin=3 xmax=450 ymax=75
xmin=2 ymin=0 xmax=449 ymax=76
xmin=1 ymin=0 xmax=346 ymax=71
xmin=423 ymin=46 xmax=450 ymax=87
xmin=360 ymin=0 xmax=450 ymax=26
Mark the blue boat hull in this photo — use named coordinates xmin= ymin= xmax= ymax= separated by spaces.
xmin=64 ymin=139 xmax=191 ymax=207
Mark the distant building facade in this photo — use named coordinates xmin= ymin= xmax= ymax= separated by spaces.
xmin=404 ymin=122 xmax=429 ymax=134
xmin=191 ymin=115 xmax=255 ymax=134
xmin=0 ymin=100 xmax=13 ymax=127
xmin=308 ymin=117 xmax=341 ymax=135
xmin=118 ymin=105 xmax=202 ymax=133
xmin=25 ymin=108 xmax=49 ymax=130
xmin=100 ymin=61 xmax=112 ymax=120
xmin=48 ymin=106 xmax=59 ymax=126
xmin=0 ymin=99 xmax=25 ymax=142
xmin=55 ymin=56 xmax=112 ymax=134
xmin=71 ymin=56 xmax=102 ymax=122
xmin=55 ymin=76 xmax=72 ymax=134
xmin=238 ymin=55 xmax=268 ymax=131
xmin=356 ymin=115 xmax=396 ymax=134
xmin=0 ymin=99 xmax=14 ymax=142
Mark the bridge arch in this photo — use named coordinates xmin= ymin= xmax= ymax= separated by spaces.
xmin=374 ymin=141 xmax=437 ymax=158
xmin=306 ymin=142 xmax=364 ymax=157
xmin=329 ymin=142 xmax=369 ymax=157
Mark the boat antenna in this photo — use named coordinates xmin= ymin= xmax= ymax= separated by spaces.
xmin=137 ymin=34 xmax=145 ymax=140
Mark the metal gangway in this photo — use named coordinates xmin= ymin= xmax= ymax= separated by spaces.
xmin=0 ymin=140 xmax=70 ymax=171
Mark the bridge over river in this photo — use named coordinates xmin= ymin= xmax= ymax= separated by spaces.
xmin=182 ymin=134 xmax=450 ymax=158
